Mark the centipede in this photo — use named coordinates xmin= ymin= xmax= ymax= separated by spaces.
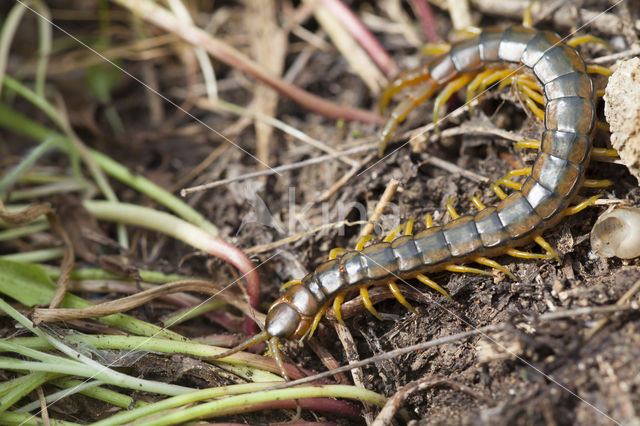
xmin=212 ymin=25 xmax=615 ymax=379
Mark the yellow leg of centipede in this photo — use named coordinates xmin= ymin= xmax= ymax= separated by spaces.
xmin=425 ymin=213 xmax=433 ymax=229
xmin=515 ymin=74 xmax=539 ymax=91
xmin=515 ymin=139 xmax=541 ymax=150
xmin=471 ymin=195 xmax=487 ymax=211
xmin=379 ymin=64 xmax=432 ymax=113
xmin=415 ymin=273 xmax=454 ymax=302
xmin=479 ymin=69 xmax=513 ymax=93
xmin=446 ymin=197 xmax=460 ymax=219
xmin=495 ymin=167 xmax=532 ymax=191
xmin=495 ymin=73 xmax=545 ymax=120
xmin=591 ymin=148 xmax=619 ymax=158
xmin=421 ymin=43 xmax=452 ymax=56
xmin=467 ymin=69 xmax=499 ymax=107
xmin=433 ymin=73 xmax=476 ymax=130
xmin=355 ymin=234 xmax=375 ymax=250
xmin=519 ymin=86 xmax=546 ymax=121
xmin=281 ymin=279 xmax=302 ymax=291
xmin=474 ymin=256 xmax=517 ymax=279
xmin=307 ymin=301 xmax=331 ymax=339
xmin=378 ymin=81 xmax=440 ymax=155
xmin=360 ymin=285 xmax=383 ymax=320
xmin=383 ymin=217 xmax=416 ymax=243
xmin=587 ymin=64 xmax=613 ymax=77
xmin=583 ymin=179 xmax=614 ymax=188
xmin=381 ymin=217 xmax=421 ymax=312
xmin=504 ymin=236 xmax=558 ymax=262
xmin=533 ymin=236 xmax=560 ymax=263
xmin=564 ymin=194 xmax=602 ymax=216
xmin=387 ymin=281 xmax=416 ymax=313
xmin=522 ymin=0 xmax=536 ymax=27
xmin=444 ymin=264 xmax=493 ymax=276
xmin=328 ymin=248 xmax=347 ymax=260
xmin=505 ymin=247 xmax=554 ymax=260
xmin=466 ymin=69 xmax=512 ymax=107
xmin=567 ymin=34 xmax=610 ymax=49
xmin=332 ymin=290 xmax=347 ymax=325
xmin=492 ymin=184 xmax=508 ymax=200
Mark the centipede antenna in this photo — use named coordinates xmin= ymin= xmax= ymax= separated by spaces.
xmin=210 ymin=330 xmax=269 ymax=360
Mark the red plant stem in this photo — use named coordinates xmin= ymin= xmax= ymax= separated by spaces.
xmin=213 ymin=397 xmax=362 ymax=419
xmin=115 ymin=0 xmax=383 ymax=124
xmin=410 ymin=0 xmax=440 ymax=43
xmin=202 ymin=235 xmax=261 ymax=335
xmin=320 ymin=0 xmax=399 ymax=77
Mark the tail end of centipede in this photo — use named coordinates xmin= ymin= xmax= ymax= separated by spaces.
xmin=210 ymin=330 xmax=269 ymax=360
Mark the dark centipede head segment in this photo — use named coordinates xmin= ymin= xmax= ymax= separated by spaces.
xmin=265 ymin=303 xmax=300 ymax=338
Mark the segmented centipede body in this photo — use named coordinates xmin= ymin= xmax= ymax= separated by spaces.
xmin=214 ymin=26 xmax=597 ymax=376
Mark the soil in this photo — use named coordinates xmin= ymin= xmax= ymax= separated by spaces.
xmin=1 ymin=0 xmax=640 ymax=425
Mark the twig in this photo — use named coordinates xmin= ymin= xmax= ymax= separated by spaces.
xmin=333 ymin=321 xmax=376 ymax=425
xmin=447 ymin=0 xmax=473 ymax=31
xmin=319 ymin=153 xmax=375 ymax=201
xmin=590 ymin=47 xmax=640 ymax=64
xmin=181 ymin=143 xmax=375 ymax=195
xmin=359 ymin=179 xmax=400 ymax=237
xmin=194 ymin=96 xmax=359 ymax=167
xmin=419 ymin=153 xmax=489 ymax=184
xmin=244 ymin=220 xmax=367 ymax=255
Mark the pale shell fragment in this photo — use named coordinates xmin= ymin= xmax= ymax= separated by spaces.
xmin=590 ymin=207 xmax=640 ymax=259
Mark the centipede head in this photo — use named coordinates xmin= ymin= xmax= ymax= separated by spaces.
xmin=210 ymin=286 xmax=317 ymax=380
